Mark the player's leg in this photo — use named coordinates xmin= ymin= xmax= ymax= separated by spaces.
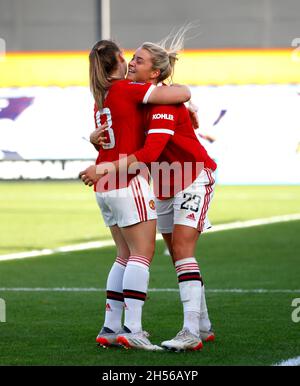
xmin=162 ymin=233 xmax=173 ymax=255
xmin=110 ymin=224 xmax=130 ymax=260
xmin=117 ymin=219 xmax=162 ymax=350
xmin=161 ymin=228 xmax=214 ymax=344
xmin=120 ymin=218 xmax=157 ymax=334
xmin=120 ymin=218 xmax=156 ymax=259
xmin=96 ymin=225 xmax=130 ymax=346
xmin=157 ymin=197 xmax=201 ymax=350
xmin=94 ymin=194 xmax=130 ymax=347
xmin=156 ymin=197 xmax=201 ymax=350
xmin=157 ymin=197 xmax=208 ymax=349
xmin=199 ymin=284 xmax=215 ymax=342
xmin=110 ymin=175 xmax=161 ymax=350
xmin=155 ymin=197 xmax=174 ymax=256
xmin=161 ymin=168 xmax=215 ymax=351
xmin=160 ymin=224 xmax=204 ymax=351
xmin=194 ymin=169 xmax=216 ymax=341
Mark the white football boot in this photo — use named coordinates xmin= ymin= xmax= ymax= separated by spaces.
xmin=161 ymin=328 xmax=203 ymax=352
xmin=200 ymin=328 xmax=215 ymax=342
xmin=117 ymin=329 xmax=163 ymax=351
xmin=96 ymin=326 xmax=125 ymax=347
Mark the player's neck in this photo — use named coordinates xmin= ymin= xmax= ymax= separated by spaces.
xmin=108 ymin=73 xmax=125 ymax=82
xmin=109 ymin=66 xmax=126 ymax=82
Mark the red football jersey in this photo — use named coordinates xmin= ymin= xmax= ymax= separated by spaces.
xmin=93 ymin=79 xmax=155 ymax=191
xmin=134 ymin=103 xmax=217 ymax=199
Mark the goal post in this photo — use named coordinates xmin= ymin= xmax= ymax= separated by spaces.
xmin=98 ymin=0 xmax=111 ymax=40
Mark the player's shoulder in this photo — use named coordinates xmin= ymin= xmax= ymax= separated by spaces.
xmin=117 ymin=79 xmax=150 ymax=89
xmin=109 ymin=79 xmax=127 ymax=91
xmin=106 ymin=80 xmax=133 ymax=100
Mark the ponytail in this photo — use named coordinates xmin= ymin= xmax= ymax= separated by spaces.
xmin=142 ymin=23 xmax=196 ymax=84
xmin=89 ymin=40 xmax=121 ymax=109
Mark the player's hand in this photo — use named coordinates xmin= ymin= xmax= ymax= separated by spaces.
xmin=79 ymin=165 xmax=99 ymax=186
xmin=90 ymin=123 xmax=108 ymax=146
xmin=187 ymin=101 xmax=199 ymax=129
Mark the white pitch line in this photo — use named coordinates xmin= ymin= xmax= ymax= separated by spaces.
xmin=1 ymin=285 xmax=298 ymax=366
xmin=207 ymin=213 xmax=300 ymax=233
xmin=1 ymin=213 xmax=300 ymax=263
xmin=0 ymin=240 xmax=116 ymax=262
xmin=0 ymin=288 xmax=299 ymax=293
xmin=273 ymin=356 xmax=300 ymax=366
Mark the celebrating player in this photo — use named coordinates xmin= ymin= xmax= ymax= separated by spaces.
xmin=89 ymin=39 xmax=217 ymax=352
xmin=80 ymin=39 xmax=190 ymax=351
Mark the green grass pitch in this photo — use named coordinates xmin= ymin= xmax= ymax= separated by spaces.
xmin=0 ymin=182 xmax=299 ymax=365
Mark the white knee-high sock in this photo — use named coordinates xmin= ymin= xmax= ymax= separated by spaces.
xmin=123 ymin=255 xmax=150 ymax=333
xmin=175 ymin=257 xmax=202 ymax=336
xmin=103 ymin=256 xmax=127 ymax=332
xmin=200 ymin=284 xmax=212 ymax=331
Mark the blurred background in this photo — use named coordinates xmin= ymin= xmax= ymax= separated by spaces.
xmin=1 ymin=0 xmax=300 ymax=50
xmin=0 ymin=0 xmax=300 ymax=254
xmin=0 ymin=1 xmax=300 ymax=367
xmin=0 ymin=0 xmax=299 ymax=184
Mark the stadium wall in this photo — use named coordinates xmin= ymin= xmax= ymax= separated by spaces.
xmin=0 ymin=0 xmax=300 ymax=51
xmin=1 ymin=49 xmax=300 ymax=87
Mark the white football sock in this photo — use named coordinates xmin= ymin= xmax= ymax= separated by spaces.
xmin=123 ymin=255 xmax=150 ymax=333
xmin=175 ymin=257 xmax=202 ymax=336
xmin=200 ymin=284 xmax=212 ymax=332
xmin=103 ymin=256 xmax=127 ymax=332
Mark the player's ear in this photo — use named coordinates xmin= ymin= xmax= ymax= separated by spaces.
xmin=150 ymin=68 xmax=160 ymax=81
xmin=118 ymin=52 xmax=126 ymax=63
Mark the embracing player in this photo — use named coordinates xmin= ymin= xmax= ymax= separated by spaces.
xmin=84 ymin=40 xmax=217 ymax=351
xmin=80 ymin=39 xmax=190 ymax=351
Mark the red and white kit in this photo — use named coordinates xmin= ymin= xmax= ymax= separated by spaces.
xmin=94 ymin=79 xmax=157 ymax=227
xmin=134 ymin=102 xmax=217 ymax=233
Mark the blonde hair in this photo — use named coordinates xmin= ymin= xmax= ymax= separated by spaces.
xmin=89 ymin=40 xmax=121 ymax=110
xmin=141 ymin=25 xmax=191 ymax=84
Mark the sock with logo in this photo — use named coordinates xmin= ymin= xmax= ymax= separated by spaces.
xmin=122 ymin=255 xmax=150 ymax=333
xmin=175 ymin=257 xmax=202 ymax=337
xmin=103 ymin=256 xmax=127 ymax=332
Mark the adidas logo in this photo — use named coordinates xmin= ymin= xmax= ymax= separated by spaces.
xmin=186 ymin=213 xmax=196 ymax=221
xmin=105 ymin=303 xmax=112 ymax=312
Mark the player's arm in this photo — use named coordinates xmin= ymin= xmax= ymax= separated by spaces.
xmin=79 ymin=161 xmax=114 ymax=186
xmin=147 ymin=84 xmax=191 ymax=104
xmin=113 ymin=104 xmax=176 ymax=172
xmin=79 ymin=164 xmax=98 ymax=186
xmin=186 ymin=100 xmax=199 ymax=129
xmin=127 ymin=81 xmax=190 ymax=105
xmin=90 ymin=131 xmax=100 ymax=151
xmin=90 ymin=123 xmax=108 ymax=151
xmin=113 ymin=131 xmax=172 ymax=174
xmin=80 ymin=128 xmax=172 ymax=185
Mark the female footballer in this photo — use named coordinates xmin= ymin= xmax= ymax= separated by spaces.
xmin=83 ymin=38 xmax=216 ymax=351
xmin=80 ymin=39 xmax=190 ymax=351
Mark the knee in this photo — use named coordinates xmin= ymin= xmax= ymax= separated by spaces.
xmin=143 ymin=244 xmax=155 ymax=260
xmin=117 ymin=247 xmax=130 ymax=260
xmin=172 ymin=238 xmax=197 ymax=261
xmin=172 ymin=239 xmax=187 ymax=261
xmin=130 ymin=243 xmax=155 ymax=261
